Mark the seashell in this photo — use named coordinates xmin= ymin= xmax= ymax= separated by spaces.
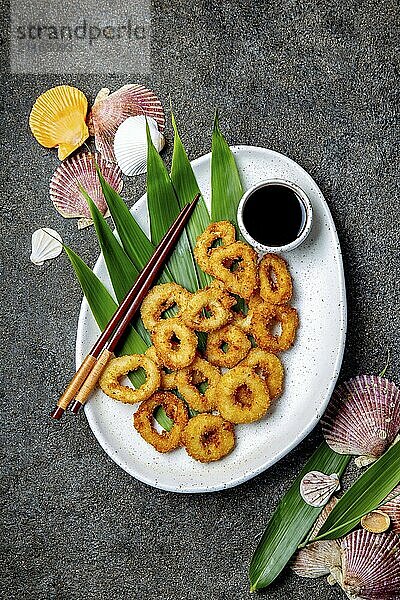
xmin=292 ymin=497 xmax=342 ymax=579
xmin=89 ymin=85 xmax=165 ymax=162
xmin=300 ymin=470 xmax=340 ymax=507
xmin=322 ymin=375 xmax=400 ymax=467
xmin=49 ymin=152 xmax=123 ymax=229
xmin=30 ymin=228 xmax=62 ymax=265
xmin=380 ymin=484 xmax=400 ymax=534
xmin=114 ymin=115 xmax=165 ymax=176
xmin=360 ymin=510 xmax=391 ymax=534
xmin=341 ymin=529 xmax=400 ymax=599
xmin=29 ymin=85 xmax=89 ymax=160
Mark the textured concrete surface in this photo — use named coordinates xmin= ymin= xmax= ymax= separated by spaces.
xmin=1 ymin=0 xmax=399 ymax=598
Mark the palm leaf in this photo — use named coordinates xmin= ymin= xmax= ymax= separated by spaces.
xmin=211 ymin=112 xmax=243 ymax=228
xmin=312 ymin=439 xmax=400 ymax=541
xmin=146 ymin=121 xmax=199 ymax=293
xmin=83 ymin=187 xmax=150 ymax=345
xmin=82 ymin=187 xmax=138 ymax=301
xmin=249 ymin=442 xmax=350 ymax=592
xmin=95 ymin=165 xmax=171 ymax=284
xmin=64 ymin=245 xmax=147 ymax=387
xmin=170 ymin=110 xmax=212 ymax=287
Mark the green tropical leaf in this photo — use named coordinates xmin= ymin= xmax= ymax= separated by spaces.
xmin=95 ymin=165 xmax=171 ymax=284
xmin=312 ymin=439 xmax=400 ymax=541
xmin=64 ymin=245 xmax=147 ymax=387
xmin=146 ymin=120 xmax=199 ymax=293
xmin=211 ymin=112 xmax=244 ymax=228
xmin=170 ymin=110 xmax=212 ymax=287
xmin=82 ymin=186 xmax=150 ymax=346
xmin=82 ymin=186 xmax=138 ymax=302
xmin=249 ymin=442 xmax=350 ymax=592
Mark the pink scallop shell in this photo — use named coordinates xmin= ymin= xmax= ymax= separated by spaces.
xmin=341 ymin=529 xmax=400 ymax=599
xmin=381 ymin=484 xmax=400 ymax=534
xmin=50 ymin=152 xmax=123 ymax=229
xmin=321 ymin=375 xmax=400 ymax=460
xmin=89 ymin=85 xmax=165 ymax=162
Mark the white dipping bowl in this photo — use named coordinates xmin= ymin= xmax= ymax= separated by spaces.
xmin=237 ymin=178 xmax=313 ymax=253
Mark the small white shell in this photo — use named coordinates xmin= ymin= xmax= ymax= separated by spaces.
xmin=300 ymin=471 xmax=340 ymax=507
xmin=30 ymin=228 xmax=62 ymax=265
xmin=114 ymin=115 xmax=165 ymax=176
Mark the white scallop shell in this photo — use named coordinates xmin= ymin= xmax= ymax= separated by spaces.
xmin=300 ymin=471 xmax=340 ymax=507
xmin=114 ymin=115 xmax=165 ymax=176
xmin=30 ymin=228 xmax=62 ymax=265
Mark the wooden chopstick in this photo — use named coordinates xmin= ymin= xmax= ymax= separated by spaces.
xmin=50 ymin=194 xmax=200 ymax=420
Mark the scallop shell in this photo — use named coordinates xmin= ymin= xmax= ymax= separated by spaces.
xmin=29 ymin=85 xmax=89 ymax=160
xmin=300 ymin=471 xmax=340 ymax=507
xmin=341 ymin=529 xmax=400 ymax=599
xmin=114 ymin=115 xmax=165 ymax=176
xmin=360 ymin=510 xmax=391 ymax=534
xmin=89 ymin=85 xmax=165 ymax=162
xmin=50 ymin=152 xmax=123 ymax=229
xmin=380 ymin=484 xmax=400 ymax=533
xmin=30 ymin=228 xmax=62 ymax=265
xmin=322 ymin=375 xmax=400 ymax=466
xmin=292 ymin=497 xmax=342 ymax=578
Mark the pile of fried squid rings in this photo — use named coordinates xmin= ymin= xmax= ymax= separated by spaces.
xmin=98 ymin=221 xmax=299 ymax=463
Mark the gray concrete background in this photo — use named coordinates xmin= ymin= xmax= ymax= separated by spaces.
xmin=1 ymin=1 xmax=399 ymax=598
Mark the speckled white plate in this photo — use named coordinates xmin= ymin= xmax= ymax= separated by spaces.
xmin=76 ymin=146 xmax=346 ymax=493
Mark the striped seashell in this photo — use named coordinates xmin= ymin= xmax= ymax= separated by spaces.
xmin=89 ymin=85 xmax=165 ymax=162
xmin=114 ymin=115 xmax=165 ymax=176
xmin=380 ymin=484 xmax=400 ymax=534
xmin=300 ymin=470 xmax=340 ymax=507
xmin=322 ymin=375 xmax=400 ymax=467
xmin=292 ymin=497 xmax=341 ymax=579
xmin=30 ymin=228 xmax=62 ymax=266
xmin=50 ymin=152 xmax=123 ymax=229
xmin=29 ymin=85 xmax=89 ymax=160
xmin=341 ymin=529 xmax=400 ymax=599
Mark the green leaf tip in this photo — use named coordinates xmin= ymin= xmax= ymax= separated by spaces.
xmin=379 ymin=347 xmax=391 ymax=377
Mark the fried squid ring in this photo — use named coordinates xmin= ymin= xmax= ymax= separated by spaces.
xmin=152 ymin=318 xmax=197 ymax=370
xmin=259 ymin=253 xmax=293 ymax=305
xmin=133 ymin=391 xmax=188 ymax=452
xmin=240 ymin=348 xmax=284 ymax=400
xmin=140 ymin=283 xmax=192 ymax=331
xmin=209 ymin=241 xmax=258 ymax=300
xmin=205 ymin=324 xmax=251 ymax=368
xmin=99 ymin=354 xmax=160 ymax=405
xmin=208 ymin=279 xmax=237 ymax=310
xmin=194 ymin=221 xmax=236 ymax=275
xmin=181 ymin=288 xmax=232 ymax=332
xmin=182 ymin=414 xmax=235 ymax=462
xmin=251 ymin=303 xmax=299 ymax=353
xmin=175 ymin=356 xmax=221 ymax=412
xmin=216 ymin=366 xmax=270 ymax=423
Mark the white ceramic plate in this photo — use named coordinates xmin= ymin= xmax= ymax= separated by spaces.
xmin=76 ymin=146 xmax=346 ymax=493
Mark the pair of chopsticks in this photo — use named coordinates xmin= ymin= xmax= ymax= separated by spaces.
xmin=50 ymin=194 xmax=200 ymax=420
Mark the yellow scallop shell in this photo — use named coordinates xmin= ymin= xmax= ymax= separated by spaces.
xmin=29 ymin=85 xmax=89 ymax=160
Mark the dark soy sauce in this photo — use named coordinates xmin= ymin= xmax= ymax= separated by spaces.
xmin=242 ymin=184 xmax=306 ymax=247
